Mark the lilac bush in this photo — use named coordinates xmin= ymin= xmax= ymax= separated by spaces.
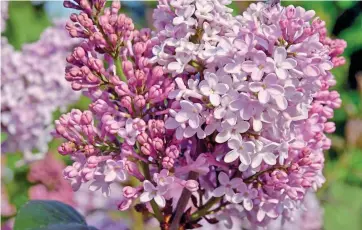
xmin=1 ymin=2 xmax=80 ymax=164
xmin=55 ymin=0 xmax=345 ymax=229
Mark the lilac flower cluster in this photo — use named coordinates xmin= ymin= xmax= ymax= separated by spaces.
xmin=27 ymin=153 xmax=127 ymax=230
xmin=56 ymin=0 xmax=344 ymax=229
xmin=1 ymin=1 xmax=8 ymax=33
xmin=0 ymin=153 xmax=128 ymax=230
xmin=27 ymin=154 xmax=75 ymax=206
xmin=200 ymin=191 xmax=323 ymax=230
xmin=1 ymin=10 xmax=80 ymax=164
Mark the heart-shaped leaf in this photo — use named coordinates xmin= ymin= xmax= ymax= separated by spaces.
xmin=14 ymin=200 xmax=98 ymax=230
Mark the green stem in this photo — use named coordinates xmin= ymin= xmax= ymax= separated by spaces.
xmin=189 ymin=197 xmax=221 ymax=221
xmin=189 ymin=60 xmax=203 ymax=72
xmin=131 ymin=204 xmax=144 ymax=230
xmin=243 ymin=165 xmax=287 ymax=184
xmin=140 ymin=161 xmax=163 ymax=222
xmin=114 ymin=56 xmax=127 ymax=83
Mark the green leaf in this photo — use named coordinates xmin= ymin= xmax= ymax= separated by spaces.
xmin=336 ymin=1 xmax=356 ymax=10
xmin=339 ymin=14 xmax=362 ymax=57
xmin=1 ymin=132 xmax=8 ymax=143
xmin=14 ymin=200 xmax=98 ymax=230
xmin=2 ymin=2 xmax=51 ymax=49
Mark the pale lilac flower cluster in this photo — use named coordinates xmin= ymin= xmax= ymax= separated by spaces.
xmin=152 ymin=0 xmax=342 ymax=227
xmin=1 ymin=1 xmax=8 ymax=33
xmin=199 ymin=191 xmax=323 ymax=230
xmin=1 ymin=17 xmax=80 ymax=164
xmin=263 ymin=192 xmax=323 ymax=230
xmin=55 ymin=0 xmax=343 ymax=229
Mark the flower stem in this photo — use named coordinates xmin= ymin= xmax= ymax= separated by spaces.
xmin=140 ymin=161 xmax=163 ymax=222
xmin=170 ymin=171 xmax=198 ymax=230
xmin=243 ymin=165 xmax=287 ymax=184
xmin=189 ymin=197 xmax=221 ymax=221
xmin=114 ymin=56 xmax=127 ymax=83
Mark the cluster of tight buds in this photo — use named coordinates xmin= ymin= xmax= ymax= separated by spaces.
xmin=55 ymin=0 xmax=345 ymax=229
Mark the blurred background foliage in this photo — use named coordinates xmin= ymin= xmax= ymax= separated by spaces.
xmin=1 ymin=1 xmax=362 ymax=229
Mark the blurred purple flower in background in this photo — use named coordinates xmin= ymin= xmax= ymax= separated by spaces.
xmin=1 ymin=2 xmax=81 ymax=164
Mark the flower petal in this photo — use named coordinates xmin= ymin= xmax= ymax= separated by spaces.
xmin=212 ymin=186 xmax=226 ymax=197
xmin=239 ymin=151 xmax=251 ymax=165
xmin=175 ymin=127 xmax=184 ymax=140
xmin=167 ymin=61 xmax=182 ymax=72
xmin=243 ymin=141 xmax=255 ymax=152
xmin=102 ymin=184 xmax=111 ymax=197
xmin=184 ymin=126 xmax=197 ymax=138
xmin=116 ymin=170 xmax=127 ymax=181
xmin=267 ymin=85 xmax=284 ymax=95
xmin=224 ymin=149 xmax=239 ymax=163
xmin=241 ymin=61 xmax=257 ymax=73
xmin=199 ymin=83 xmax=212 ymax=96
xmin=188 ymin=115 xmax=199 ymax=129
xmin=214 ymin=83 xmax=229 ymax=94
xmin=218 ymin=172 xmax=230 ymax=185
xmin=257 ymin=210 xmax=266 ymax=222
xmin=249 ymin=82 xmax=263 ymax=93
xmin=228 ymin=138 xmax=241 ymax=150
xmin=175 ymin=111 xmax=189 ymax=123
xmin=214 ymin=107 xmax=226 ymax=119
xmin=224 ymin=62 xmax=240 ymax=74
xmin=303 ymin=64 xmax=320 ymax=77
xmin=274 ymin=95 xmax=288 ymax=110
xmin=251 ymin=68 xmax=264 ymax=81
xmin=274 ymin=47 xmax=286 ymax=64
xmin=243 ymin=198 xmax=254 ymax=211
xmin=263 ymin=153 xmax=277 ymax=165
xmin=180 ymin=100 xmax=194 ymax=111
xmin=144 ymin=180 xmax=156 ymax=192
xmin=232 ymin=193 xmax=244 ymax=204
xmin=281 ymin=58 xmax=297 ymax=69
xmin=215 ymin=130 xmax=231 ymax=143
xmin=105 ymin=170 xmax=117 ymax=182
xmin=258 ymin=90 xmax=270 ymax=104
xmin=165 ymin=118 xmax=179 ymax=129
xmin=89 ymin=181 xmax=102 ymax=192
xmin=238 ymin=163 xmax=249 ymax=172
xmin=140 ymin=191 xmax=154 ymax=203
xmin=253 ymin=118 xmax=263 ymax=132
xmin=251 ymin=155 xmax=263 ymax=168
xmin=210 ymin=94 xmax=221 ymax=106
xmin=154 ymin=195 xmax=166 ymax=208
xmin=276 ymin=68 xmax=288 ymax=80
xmin=224 ymin=112 xmax=237 ymax=126
xmin=236 ymin=120 xmax=250 ymax=133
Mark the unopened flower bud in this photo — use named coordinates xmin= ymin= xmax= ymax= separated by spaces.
xmin=134 ymin=95 xmax=146 ymax=108
xmin=184 ymin=180 xmax=199 ymax=192
xmin=118 ymin=199 xmax=132 ymax=211
xmin=123 ymin=186 xmax=138 ymax=198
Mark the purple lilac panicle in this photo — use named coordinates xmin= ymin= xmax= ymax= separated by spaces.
xmin=1 ymin=1 xmax=8 ymax=33
xmin=56 ymin=0 xmax=344 ymax=229
xmin=1 ymin=16 xmax=80 ymax=164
